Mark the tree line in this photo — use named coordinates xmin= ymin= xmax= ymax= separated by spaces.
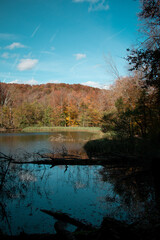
xmin=0 ymin=83 xmax=108 ymax=129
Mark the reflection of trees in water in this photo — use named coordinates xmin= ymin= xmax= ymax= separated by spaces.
xmin=99 ymin=165 xmax=158 ymax=222
xmin=3 ymin=148 xmax=149 ymax=234
xmin=66 ymin=165 xmax=97 ymax=192
xmin=0 ymin=151 xmax=50 ymax=235
xmin=0 ymin=149 xmax=101 ymax=235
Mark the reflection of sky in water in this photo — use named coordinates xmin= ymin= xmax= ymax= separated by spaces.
xmin=1 ymin=165 xmax=108 ymax=234
xmin=0 ymin=132 xmax=157 ymax=235
xmin=1 ymin=164 xmax=156 ymax=235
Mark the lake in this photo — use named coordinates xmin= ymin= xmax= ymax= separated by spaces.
xmin=0 ymin=132 xmax=158 ymax=235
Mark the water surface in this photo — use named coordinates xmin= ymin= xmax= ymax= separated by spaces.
xmin=0 ymin=132 xmax=158 ymax=235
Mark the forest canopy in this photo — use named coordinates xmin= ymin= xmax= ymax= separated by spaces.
xmin=0 ymin=82 xmax=109 ymax=128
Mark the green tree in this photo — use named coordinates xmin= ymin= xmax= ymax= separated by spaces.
xmin=101 ymin=111 xmax=116 ymax=133
xmin=42 ymin=106 xmax=53 ymax=126
xmin=127 ymin=0 xmax=160 ymax=94
xmin=14 ymin=102 xmax=44 ymax=128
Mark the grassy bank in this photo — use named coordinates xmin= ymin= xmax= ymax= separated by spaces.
xmin=22 ymin=126 xmax=101 ymax=133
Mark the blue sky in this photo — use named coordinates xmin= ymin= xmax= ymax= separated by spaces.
xmin=0 ymin=0 xmax=140 ymax=88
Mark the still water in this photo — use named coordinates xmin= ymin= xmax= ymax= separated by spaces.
xmin=0 ymin=132 xmax=158 ymax=235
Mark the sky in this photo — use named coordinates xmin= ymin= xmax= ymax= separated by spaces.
xmin=0 ymin=0 xmax=141 ymax=89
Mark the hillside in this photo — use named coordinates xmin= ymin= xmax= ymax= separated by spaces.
xmin=0 ymin=82 xmax=110 ymax=128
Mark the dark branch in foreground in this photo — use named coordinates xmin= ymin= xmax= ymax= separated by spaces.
xmin=41 ymin=209 xmax=94 ymax=230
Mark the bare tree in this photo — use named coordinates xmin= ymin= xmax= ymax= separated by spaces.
xmin=104 ymin=54 xmax=120 ymax=80
xmin=0 ymin=83 xmax=14 ymax=127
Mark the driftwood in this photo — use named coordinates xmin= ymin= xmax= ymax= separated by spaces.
xmin=13 ymin=158 xmax=106 ymax=166
xmin=0 ymin=150 xmax=143 ymax=167
xmin=40 ymin=209 xmax=94 ymax=230
xmin=12 ymin=155 xmax=141 ymax=167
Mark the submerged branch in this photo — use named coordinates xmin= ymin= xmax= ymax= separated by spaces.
xmin=0 ymin=152 xmax=14 ymax=191
xmin=40 ymin=209 xmax=94 ymax=230
xmin=0 ymin=152 xmax=14 ymax=161
xmin=12 ymin=153 xmax=143 ymax=167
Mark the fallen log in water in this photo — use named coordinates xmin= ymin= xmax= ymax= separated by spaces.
xmin=12 ymin=155 xmax=141 ymax=167
xmin=40 ymin=209 xmax=94 ymax=230
xmin=13 ymin=158 xmax=105 ymax=165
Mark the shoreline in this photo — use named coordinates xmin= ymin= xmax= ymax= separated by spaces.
xmin=0 ymin=126 xmax=101 ymax=133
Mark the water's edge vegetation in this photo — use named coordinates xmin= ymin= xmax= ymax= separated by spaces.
xmin=22 ymin=126 xmax=101 ymax=133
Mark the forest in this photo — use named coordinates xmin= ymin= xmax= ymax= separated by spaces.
xmin=0 ymin=82 xmax=109 ymax=128
xmin=0 ymin=0 xmax=160 ymax=142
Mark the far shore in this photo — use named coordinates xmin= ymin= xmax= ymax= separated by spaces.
xmin=0 ymin=126 xmax=101 ymax=133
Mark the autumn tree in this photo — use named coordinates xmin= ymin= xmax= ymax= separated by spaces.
xmin=0 ymin=82 xmax=109 ymax=129
xmin=126 ymin=0 xmax=160 ymax=138
xmin=42 ymin=106 xmax=53 ymax=126
xmin=101 ymin=75 xmax=156 ymax=138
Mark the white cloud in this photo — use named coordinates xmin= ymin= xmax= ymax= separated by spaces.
xmin=6 ymin=42 xmax=26 ymax=50
xmin=82 ymin=81 xmax=102 ymax=88
xmin=8 ymin=79 xmax=19 ymax=84
xmin=17 ymin=58 xmax=38 ymax=71
xmin=102 ymin=84 xmax=110 ymax=90
xmin=1 ymin=52 xmax=9 ymax=59
xmin=73 ymin=53 xmax=86 ymax=60
xmin=89 ymin=0 xmax=109 ymax=11
xmin=82 ymin=81 xmax=110 ymax=89
xmin=1 ymin=52 xmax=18 ymax=59
xmin=26 ymin=78 xmax=38 ymax=85
xmin=8 ymin=78 xmax=38 ymax=85
xmin=73 ymin=0 xmax=109 ymax=11
xmin=49 ymin=80 xmax=61 ymax=83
